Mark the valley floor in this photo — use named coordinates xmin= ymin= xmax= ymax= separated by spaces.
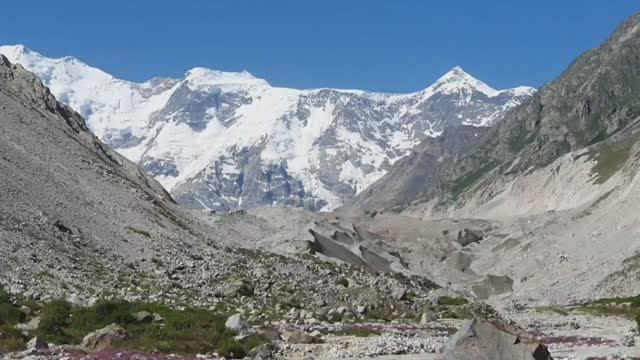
xmin=4 ymin=307 xmax=640 ymax=359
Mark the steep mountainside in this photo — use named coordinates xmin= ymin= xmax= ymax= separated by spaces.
xmin=0 ymin=45 xmax=534 ymax=212
xmin=352 ymin=13 xmax=640 ymax=217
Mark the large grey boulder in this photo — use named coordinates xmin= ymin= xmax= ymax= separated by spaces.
xmin=80 ymin=323 xmax=127 ymax=351
xmin=225 ymin=313 xmax=250 ymax=337
xmin=440 ymin=303 xmax=552 ymax=360
xmin=471 ymin=274 xmax=514 ymax=299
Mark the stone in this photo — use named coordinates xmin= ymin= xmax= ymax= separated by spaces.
xmin=19 ymin=306 xmax=32 ymax=317
xmin=81 ymin=323 xmax=127 ymax=351
xmin=471 ymin=275 xmax=514 ymax=300
xmin=569 ymin=321 xmax=580 ymax=330
xmin=420 ymin=311 xmax=436 ymax=325
xmin=623 ymin=333 xmax=636 ymax=347
xmin=220 ymin=279 xmax=254 ymax=298
xmin=26 ymin=336 xmax=48 ymax=350
xmin=392 ymin=287 xmax=407 ymax=301
xmin=248 ymin=344 xmax=274 ymax=359
xmin=440 ymin=303 xmax=552 ymax=360
xmin=152 ymin=312 xmax=164 ymax=323
xmin=456 ymin=229 xmax=484 ymax=246
xmin=283 ymin=330 xmax=322 ymax=344
xmin=225 ymin=313 xmax=250 ymax=336
xmin=133 ymin=311 xmax=153 ymax=322
xmin=15 ymin=316 xmax=40 ymax=331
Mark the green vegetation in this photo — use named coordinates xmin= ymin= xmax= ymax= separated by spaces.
xmin=589 ymin=136 xmax=636 ymax=184
xmin=0 ymin=302 xmax=22 ymax=324
xmin=581 ymin=295 xmax=640 ymax=330
xmin=439 ymin=310 xmax=461 ymax=319
xmin=37 ymin=300 xmax=72 ymax=342
xmin=437 ymin=296 xmax=469 ymax=306
xmin=592 ymin=295 xmax=640 ymax=306
xmin=364 ymin=308 xmax=394 ymax=322
xmin=0 ymin=290 xmax=267 ymax=358
xmin=0 ymin=286 xmax=11 ymax=304
xmin=450 ymin=161 xmax=498 ymax=199
xmin=0 ymin=285 xmax=26 ymax=352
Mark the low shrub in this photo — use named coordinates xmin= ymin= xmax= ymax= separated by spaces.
xmin=0 ymin=325 xmax=25 ymax=352
xmin=0 ymin=285 xmax=11 ymax=303
xmin=70 ymin=301 xmax=135 ymax=334
xmin=0 ymin=302 xmax=22 ymax=324
xmin=37 ymin=300 xmax=72 ymax=342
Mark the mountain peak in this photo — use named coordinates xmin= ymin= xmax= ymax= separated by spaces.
xmin=0 ymin=44 xmax=33 ymax=59
xmin=448 ymin=65 xmax=466 ymax=73
xmin=184 ymin=67 xmax=270 ymax=88
xmin=426 ymin=66 xmax=498 ymax=97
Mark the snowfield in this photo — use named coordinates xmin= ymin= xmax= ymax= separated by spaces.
xmin=0 ymin=44 xmax=535 ymax=212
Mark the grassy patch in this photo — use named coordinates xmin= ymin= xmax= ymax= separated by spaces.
xmin=364 ymin=308 xmax=394 ymax=322
xmin=580 ymin=295 xmax=640 ymax=323
xmin=37 ymin=300 xmax=72 ymax=343
xmin=0 ymin=325 xmax=25 ymax=352
xmin=437 ymin=296 xmax=469 ymax=306
xmin=0 ymin=285 xmax=26 ymax=352
xmin=28 ymin=300 xmax=266 ymax=358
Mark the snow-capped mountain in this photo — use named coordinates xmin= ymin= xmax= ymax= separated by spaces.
xmin=0 ymin=44 xmax=535 ymax=211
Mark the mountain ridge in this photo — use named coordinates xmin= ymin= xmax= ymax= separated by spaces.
xmin=0 ymin=44 xmax=535 ymax=212
xmin=351 ymin=12 xmax=640 ymax=218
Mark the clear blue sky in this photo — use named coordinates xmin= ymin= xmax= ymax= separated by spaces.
xmin=1 ymin=1 xmax=638 ymax=92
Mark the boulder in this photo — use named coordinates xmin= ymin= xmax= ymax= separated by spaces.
xmin=152 ymin=312 xmax=164 ymax=323
xmin=391 ymin=287 xmax=408 ymax=301
xmin=218 ymin=279 xmax=254 ymax=298
xmin=247 ymin=343 xmax=274 ymax=359
xmin=623 ymin=333 xmax=636 ymax=347
xmin=80 ymin=323 xmax=127 ymax=351
xmin=132 ymin=311 xmax=153 ymax=322
xmin=225 ymin=313 xmax=250 ymax=336
xmin=471 ymin=274 xmax=514 ymax=300
xmin=15 ymin=316 xmax=40 ymax=331
xmin=456 ymin=229 xmax=483 ymax=246
xmin=19 ymin=306 xmax=32 ymax=317
xmin=440 ymin=303 xmax=552 ymax=360
xmin=420 ymin=311 xmax=436 ymax=325
xmin=446 ymin=250 xmax=474 ymax=272
xmin=283 ymin=330 xmax=322 ymax=344
xmin=26 ymin=336 xmax=47 ymax=350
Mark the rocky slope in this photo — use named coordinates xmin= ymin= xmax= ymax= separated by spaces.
xmin=0 ymin=45 xmax=534 ymax=212
xmin=351 ymin=12 xmax=640 ymax=218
